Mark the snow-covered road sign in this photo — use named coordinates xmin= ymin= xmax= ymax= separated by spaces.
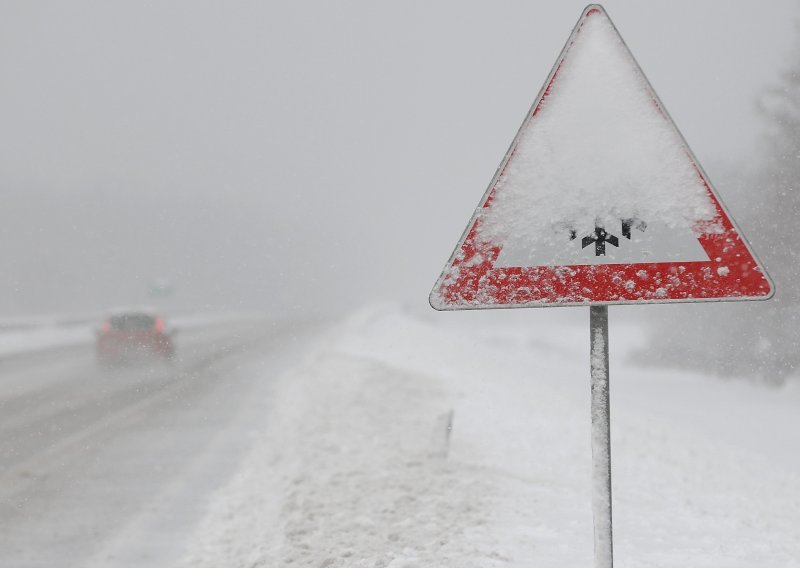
xmin=430 ymin=5 xmax=773 ymax=309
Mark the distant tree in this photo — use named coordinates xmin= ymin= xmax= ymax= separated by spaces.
xmin=752 ymin=49 xmax=800 ymax=306
xmin=741 ymin=40 xmax=800 ymax=383
xmin=638 ymin=36 xmax=800 ymax=385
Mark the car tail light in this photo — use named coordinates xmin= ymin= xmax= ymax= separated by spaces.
xmin=101 ymin=321 xmax=111 ymax=333
xmin=155 ymin=318 xmax=165 ymax=333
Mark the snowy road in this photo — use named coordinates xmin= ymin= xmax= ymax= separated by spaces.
xmin=0 ymin=318 xmax=324 ymax=567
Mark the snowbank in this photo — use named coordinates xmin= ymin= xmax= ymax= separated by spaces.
xmin=182 ymin=306 xmax=800 ymax=567
xmin=0 ymin=312 xmax=258 ymax=359
xmin=0 ymin=324 xmax=94 ymax=358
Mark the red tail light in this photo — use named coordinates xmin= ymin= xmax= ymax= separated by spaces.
xmin=101 ymin=321 xmax=111 ymax=333
xmin=155 ymin=318 xmax=165 ymax=333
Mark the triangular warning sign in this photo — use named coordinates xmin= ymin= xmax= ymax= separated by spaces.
xmin=430 ymin=5 xmax=773 ymax=309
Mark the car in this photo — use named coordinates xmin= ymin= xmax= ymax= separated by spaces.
xmin=95 ymin=309 xmax=176 ymax=365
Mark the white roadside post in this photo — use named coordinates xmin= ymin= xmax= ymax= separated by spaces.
xmin=429 ymin=5 xmax=774 ymax=567
xmin=590 ymin=305 xmax=612 ymax=568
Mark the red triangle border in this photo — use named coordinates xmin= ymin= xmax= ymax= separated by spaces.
xmin=431 ymin=5 xmax=773 ymax=309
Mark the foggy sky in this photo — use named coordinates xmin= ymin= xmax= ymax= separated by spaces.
xmin=0 ymin=1 xmax=796 ymax=317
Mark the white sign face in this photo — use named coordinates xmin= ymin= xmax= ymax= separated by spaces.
xmin=476 ymin=7 xmax=718 ymax=263
xmin=430 ymin=5 xmax=773 ymax=309
xmin=494 ymin=219 xmax=709 ymax=267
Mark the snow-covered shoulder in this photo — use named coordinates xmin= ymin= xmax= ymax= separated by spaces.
xmin=181 ymin=306 xmax=800 ymax=567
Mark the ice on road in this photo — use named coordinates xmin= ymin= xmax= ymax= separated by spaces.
xmin=183 ymin=307 xmax=800 ymax=567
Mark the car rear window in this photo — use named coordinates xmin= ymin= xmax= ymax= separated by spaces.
xmin=109 ymin=314 xmax=156 ymax=331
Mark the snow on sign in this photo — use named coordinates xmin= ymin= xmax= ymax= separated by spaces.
xmin=430 ymin=5 xmax=773 ymax=309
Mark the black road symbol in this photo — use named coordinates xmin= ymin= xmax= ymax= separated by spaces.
xmin=569 ymin=218 xmax=647 ymax=256
xmin=581 ymin=227 xmax=618 ymax=256
xmin=621 ymin=218 xmax=647 ymax=239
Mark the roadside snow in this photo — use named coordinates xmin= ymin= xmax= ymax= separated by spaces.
xmin=182 ymin=306 xmax=800 ymax=567
xmin=0 ymin=325 xmax=93 ymax=358
xmin=0 ymin=312 xmax=257 ymax=359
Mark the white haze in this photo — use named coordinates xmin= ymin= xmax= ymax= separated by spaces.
xmin=0 ymin=1 xmax=795 ymax=318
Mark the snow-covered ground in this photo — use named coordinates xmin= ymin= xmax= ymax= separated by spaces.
xmin=0 ymin=312 xmax=258 ymax=358
xmin=0 ymin=324 xmax=94 ymax=358
xmin=181 ymin=306 xmax=800 ymax=567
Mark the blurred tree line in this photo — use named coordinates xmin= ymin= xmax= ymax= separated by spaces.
xmin=641 ymin=39 xmax=800 ymax=386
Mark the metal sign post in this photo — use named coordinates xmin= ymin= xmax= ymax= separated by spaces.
xmin=590 ymin=305 xmax=613 ymax=568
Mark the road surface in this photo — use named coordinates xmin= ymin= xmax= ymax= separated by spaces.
xmin=0 ymin=318 xmax=322 ymax=567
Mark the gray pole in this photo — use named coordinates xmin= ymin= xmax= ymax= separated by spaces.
xmin=590 ymin=305 xmax=613 ymax=568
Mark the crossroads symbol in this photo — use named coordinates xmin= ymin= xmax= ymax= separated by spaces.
xmin=569 ymin=218 xmax=647 ymax=256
